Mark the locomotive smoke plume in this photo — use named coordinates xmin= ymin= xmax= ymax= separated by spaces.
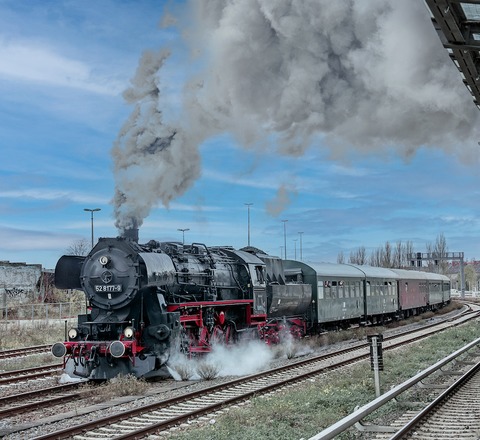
xmin=113 ymin=0 xmax=480 ymax=230
xmin=112 ymin=50 xmax=204 ymax=234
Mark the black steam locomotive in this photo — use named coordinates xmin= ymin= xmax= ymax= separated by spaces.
xmin=52 ymin=232 xmax=308 ymax=379
xmin=52 ymin=232 xmax=450 ymax=380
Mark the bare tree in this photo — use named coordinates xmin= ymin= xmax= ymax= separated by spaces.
xmin=382 ymin=241 xmax=392 ymax=267
xmin=403 ymin=241 xmax=414 ymax=267
xmin=425 ymin=233 xmax=449 ymax=274
xmin=464 ymin=264 xmax=477 ymax=292
xmin=337 ymin=251 xmax=345 ymax=264
xmin=434 ymin=233 xmax=448 ymax=274
xmin=349 ymin=246 xmax=367 ymax=265
xmin=67 ymin=239 xmax=90 ymax=256
xmin=392 ymin=241 xmax=403 ymax=268
xmin=369 ymin=247 xmax=383 ymax=267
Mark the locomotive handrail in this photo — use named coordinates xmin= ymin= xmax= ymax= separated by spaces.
xmin=308 ymin=336 xmax=480 ymax=440
xmin=189 ymin=242 xmax=211 ymax=256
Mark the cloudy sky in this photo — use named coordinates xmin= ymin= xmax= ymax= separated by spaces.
xmin=2 ymin=0 xmax=480 ymax=269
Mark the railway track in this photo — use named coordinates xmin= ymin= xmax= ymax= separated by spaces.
xmin=0 ymin=344 xmax=51 ymax=360
xmin=0 ymin=382 xmax=83 ymax=418
xmin=0 ymin=308 xmax=471 ymax=440
xmin=0 ymin=363 xmax=63 ymax=385
xmin=386 ymin=362 xmax=480 ymax=439
xmin=0 ymin=305 xmax=475 ymax=439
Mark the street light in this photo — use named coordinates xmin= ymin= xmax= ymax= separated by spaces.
xmin=244 ymin=203 xmax=253 ymax=246
xmin=177 ymin=228 xmax=189 ymax=245
xmin=84 ymin=208 xmax=101 ymax=248
xmin=293 ymin=239 xmax=298 ymax=260
xmin=298 ymin=232 xmax=304 ymax=261
xmin=281 ymin=220 xmax=288 ymax=260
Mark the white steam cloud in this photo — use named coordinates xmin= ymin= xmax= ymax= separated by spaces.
xmin=112 ymin=0 xmax=480 ymax=231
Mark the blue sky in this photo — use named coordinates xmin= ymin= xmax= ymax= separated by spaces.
xmin=2 ymin=0 xmax=480 ymax=269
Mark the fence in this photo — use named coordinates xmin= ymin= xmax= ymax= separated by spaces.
xmin=1 ymin=301 xmax=86 ymax=322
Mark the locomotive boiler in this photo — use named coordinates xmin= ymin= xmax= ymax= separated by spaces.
xmin=52 ymin=232 xmax=282 ymax=379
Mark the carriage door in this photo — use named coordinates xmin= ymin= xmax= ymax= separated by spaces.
xmin=363 ymin=279 xmax=370 ymax=322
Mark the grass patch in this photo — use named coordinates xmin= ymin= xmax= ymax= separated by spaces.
xmin=167 ymin=321 xmax=480 ymax=440
xmin=0 ymin=321 xmax=69 ymax=350
xmin=0 ymin=320 xmax=73 ymax=371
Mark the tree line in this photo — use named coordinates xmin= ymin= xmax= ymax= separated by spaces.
xmin=337 ymin=233 xmax=450 ymax=274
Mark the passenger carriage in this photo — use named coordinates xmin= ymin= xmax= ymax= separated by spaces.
xmin=425 ymin=272 xmax=451 ymax=308
xmin=294 ymin=263 xmax=399 ymax=329
xmin=391 ymin=268 xmax=430 ymax=318
xmin=306 ymin=263 xmax=365 ymax=328
xmin=354 ymin=265 xmax=399 ymax=324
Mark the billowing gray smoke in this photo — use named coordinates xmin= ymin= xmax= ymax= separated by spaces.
xmin=113 ymin=0 xmax=480 ymax=231
xmin=112 ymin=50 xmax=203 ymax=233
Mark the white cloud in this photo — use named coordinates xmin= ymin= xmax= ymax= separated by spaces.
xmin=0 ymin=226 xmax=76 ymax=251
xmin=0 ymin=188 xmax=109 ymax=204
xmin=0 ymin=37 xmax=123 ymax=95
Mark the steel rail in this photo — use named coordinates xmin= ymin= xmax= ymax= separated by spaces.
xmin=388 ymin=360 xmax=480 ymax=439
xmin=0 ymin=344 xmax=52 ymax=359
xmin=0 ymin=363 xmax=63 ymax=385
xmin=0 ymin=383 xmax=84 ymax=418
xmin=29 ymin=312 xmax=478 ymax=440
xmin=308 ymin=337 xmax=480 ymax=440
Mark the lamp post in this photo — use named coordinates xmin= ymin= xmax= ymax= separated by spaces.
xmin=293 ymin=239 xmax=297 ymax=260
xmin=244 ymin=203 xmax=253 ymax=246
xmin=177 ymin=228 xmax=189 ymax=245
xmin=298 ymin=231 xmax=304 ymax=261
xmin=84 ymin=208 xmax=101 ymax=248
xmin=281 ymin=219 xmax=288 ymax=260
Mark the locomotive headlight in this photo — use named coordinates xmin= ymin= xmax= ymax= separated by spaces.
xmin=123 ymin=327 xmax=134 ymax=339
xmin=51 ymin=342 xmax=67 ymax=358
xmin=99 ymin=255 xmax=109 ymax=266
xmin=68 ymin=328 xmax=78 ymax=340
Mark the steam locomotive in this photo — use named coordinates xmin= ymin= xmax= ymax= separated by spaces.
xmin=52 ymin=231 xmax=451 ymax=380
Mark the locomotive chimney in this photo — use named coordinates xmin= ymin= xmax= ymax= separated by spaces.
xmin=122 ymin=218 xmax=139 ymax=242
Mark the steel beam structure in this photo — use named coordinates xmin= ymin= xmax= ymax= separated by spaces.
xmin=425 ymin=0 xmax=480 ymax=109
xmin=407 ymin=251 xmax=465 ymax=298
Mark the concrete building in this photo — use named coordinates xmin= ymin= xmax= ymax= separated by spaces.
xmin=0 ymin=261 xmax=43 ymax=306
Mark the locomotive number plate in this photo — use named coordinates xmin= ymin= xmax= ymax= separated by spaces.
xmin=95 ymin=284 xmax=122 ymax=293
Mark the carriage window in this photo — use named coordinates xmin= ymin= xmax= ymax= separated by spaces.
xmin=356 ymin=281 xmax=361 ymax=297
xmin=336 ymin=281 xmax=343 ymax=298
xmin=385 ymin=281 xmax=393 ymax=296
xmin=332 ymin=281 xmax=338 ymax=298
xmin=317 ymin=280 xmax=325 ymax=299
xmin=255 ymin=266 xmax=265 ymax=284
xmin=323 ymin=280 xmax=332 ymax=298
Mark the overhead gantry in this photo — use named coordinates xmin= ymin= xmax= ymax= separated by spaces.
xmin=425 ymin=0 xmax=480 ymax=109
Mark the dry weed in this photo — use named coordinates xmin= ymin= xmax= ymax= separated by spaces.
xmin=196 ymin=361 xmax=220 ymax=380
